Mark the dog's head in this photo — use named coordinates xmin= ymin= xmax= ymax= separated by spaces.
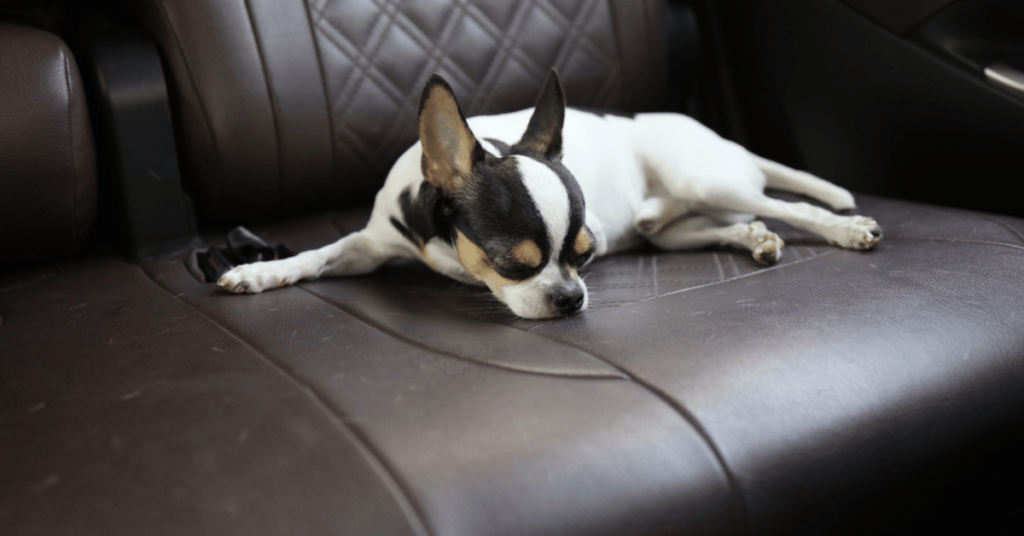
xmin=418 ymin=71 xmax=595 ymax=319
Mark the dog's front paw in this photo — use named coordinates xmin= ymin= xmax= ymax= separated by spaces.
xmin=749 ymin=222 xmax=784 ymax=265
xmin=831 ymin=217 xmax=882 ymax=250
xmin=218 ymin=263 xmax=290 ymax=294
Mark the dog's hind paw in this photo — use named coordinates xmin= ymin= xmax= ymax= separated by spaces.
xmin=218 ymin=263 xmax=290 ymax=294
xmin=749 ymin=222 xmax=784 ymax=265
xmin=830 ymin=216 xmax=882 ymax=250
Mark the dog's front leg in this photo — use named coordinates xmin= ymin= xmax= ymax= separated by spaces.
xmin=218 ymin=230 xmax=392 ymax=294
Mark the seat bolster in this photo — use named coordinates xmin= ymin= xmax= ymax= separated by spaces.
xmin=129 ymin=0 xmax=334 ymax=223
xmin=0 ymin=23 xmax=97 ymax=268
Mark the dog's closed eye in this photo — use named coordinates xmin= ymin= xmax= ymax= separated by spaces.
xmin=512 ymin=240 xmax=542 ymax=268
xmin=563 ymin=228 xmax=595 ymax=267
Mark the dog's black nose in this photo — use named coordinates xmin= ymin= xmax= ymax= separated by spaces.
xmin=551 ymin=285 xmax=585 ymax=315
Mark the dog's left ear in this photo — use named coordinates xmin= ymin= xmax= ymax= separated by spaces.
xmin=418 ymin=74 xmax=485 ymax=198
xmin=514 ymin=69 xmax=566 ymax=159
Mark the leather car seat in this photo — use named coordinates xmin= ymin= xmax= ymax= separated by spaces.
xmin=3 ymin=1 xmax=1024 ymax=535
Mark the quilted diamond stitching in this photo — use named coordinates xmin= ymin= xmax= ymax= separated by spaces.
xmin=305 ymin=0 xmax=635 ymax=193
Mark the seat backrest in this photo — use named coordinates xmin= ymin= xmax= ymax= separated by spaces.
xmin=0 ymin=22 xmax=97 ymax=269
xmin=132 ymin=0 xmax=670 ymax=223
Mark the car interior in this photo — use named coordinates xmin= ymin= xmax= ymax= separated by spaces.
xmin=3 ymin=0 xmax=1023 ymax=534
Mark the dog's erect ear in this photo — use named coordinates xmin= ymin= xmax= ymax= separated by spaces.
xmin=418 ymin=74 xmax=483 ymax=197
xmin=514 ymin=69 xmax=566 ymax=159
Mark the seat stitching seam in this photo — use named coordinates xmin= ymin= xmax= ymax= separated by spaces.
xmin=646 ymin=249 xmax=837 ymax=301
xmin=296 ymin=283 xmax=624 ymax=379
xmin=302 ymin=0 xmax=343 ymax=197
xmin=985 ymin=217 xmax=1024 ymax=246
xmin=242 ymin=0 xmax=285 ymax=213
xmin=151 ymin=0 xmax=228 ymax=189
xmin=522 ymin=320 xmax=751 ymax=533
xmin=140 ymin=269 xmax=433 ymax=536
xmin=316 ymin=212 xmax=746 ymax=527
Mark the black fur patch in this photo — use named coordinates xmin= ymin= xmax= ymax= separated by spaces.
xmin=543 ymin=160 xmax=592 ymax=267
xmin=480 ymin=141 xmax=591 ymax=270
xmin=406 ymin=70 xmax=590 ymax=280
xmin=449 ymin=157 xmax=552 ymax=281
xmin=512 ymin=70 xmax=565 ymax=159
xmin=390 ymin=182 xmax=455 ymax=248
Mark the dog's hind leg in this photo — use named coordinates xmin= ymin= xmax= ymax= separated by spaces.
xmin=753 ymin=156 xmax=856 ymax=211
xmin=634 ymin=196 xmax=694 ymax=236
xmin=642 ymin=213 xmax=784 ymax=265
xmin=218 ymin=230 xmax=394 ymax=294
xmin=634 ymin=196 xmax=757 ymax=235
xmin=705 ymin=190 xmax=881 ymax=250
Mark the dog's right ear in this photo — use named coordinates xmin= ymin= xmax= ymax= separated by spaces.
xmin=418 ymin=74 xmax=484 ymax=198
xmin=514 ymin=69 xmax=566 ymax=159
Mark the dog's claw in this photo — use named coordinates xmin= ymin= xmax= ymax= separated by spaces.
xmin=748 ymin=222 xmax=784 ymax=266
xmin=752 ymin=236 xmax=783 ymax=265
xmin=850 ymin=217 xmax=881 ymax=250
xmin=217 ymin=274 xmax=251 ymax=294
xmin=825 ymin=217 xmax=882 ymax=251
xmin=218 ymin=264 xmax=282 ymax=294
xmin=753 ymin=243 xmax=780 ymax=265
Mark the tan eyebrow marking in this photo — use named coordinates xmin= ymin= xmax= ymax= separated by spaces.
xmin=512 ymin=240 xmax=543 ymax=268
xmin=574 ymin=229 xmax=592 ymax=256
xmin=456 ymin=232 xmax=514 ymax=299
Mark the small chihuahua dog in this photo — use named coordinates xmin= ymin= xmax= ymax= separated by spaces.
xmin=219 ymin=71 xmax=880 ymax=319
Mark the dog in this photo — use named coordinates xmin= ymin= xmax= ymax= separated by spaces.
xmin=218 ymin=70 xmax=880 ymax=319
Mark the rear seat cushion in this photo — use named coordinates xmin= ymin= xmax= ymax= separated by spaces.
xmin=0 ymin=258 xmax=435 ymax=535
xmin=0 ymin=245 xmax=734 ymax=536
xmin=0 ymin=23 xmax=96 ymax=268
xmin=140 ymin=195 xmax=1024 ymax=534
xmin=5 ymin=195 xmax=1022 ymax=534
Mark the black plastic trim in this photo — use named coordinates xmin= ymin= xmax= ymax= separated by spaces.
xmin=76 ymin=30 xmax=197 ymax=261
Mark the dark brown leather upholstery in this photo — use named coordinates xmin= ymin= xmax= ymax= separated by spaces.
xmin=4 ymin=1 xmax=1024 ymax=534
xmin=0 ymin=23 xmax=96 ymax=268
xmin=838 ymin=0 xmax=960 ymax=33
xmin=4 ymin=196 xmax=1024 ymax=534
xmin=131 ymin=0 xmax=667 ymax=223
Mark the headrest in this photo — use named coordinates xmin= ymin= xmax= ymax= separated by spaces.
xmin=0 ymin=23 xmax=97 ymax=269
